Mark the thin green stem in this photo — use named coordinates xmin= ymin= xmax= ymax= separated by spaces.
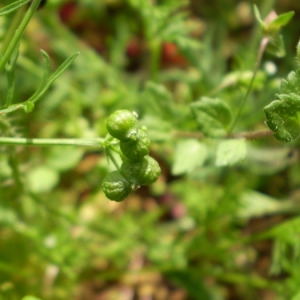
xmin=211 ymin=269 xmax=281 ymax=291
xmin=0 ymin=0 xmax=41 ymax=73
xmin=228 ymin=37 xmax=269 ymax=134
xmin=106 ymin=147 xmax=121 ymax=170
xmin=1 ymin=4 xmax=25 ymax=54
xmin=149 ymin=39 xmax=161 ymax=81
xmin=172 ymin=129 xmax=273 ymax=140
xmin=0 ymin=137 xmax=105 ymax=148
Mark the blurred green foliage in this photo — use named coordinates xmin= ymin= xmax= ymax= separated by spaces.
xmin=1 ymin=0 xmax=300 ymax=299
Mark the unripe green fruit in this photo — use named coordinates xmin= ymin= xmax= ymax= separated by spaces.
xmin=120 ymin=129 xmax=150 ymax=161
xmin=106 ymin=110 xmax=138 ymax=141
xmin=121 ymin=156 xmax=161 ymax=186
xmin=102 ymin=170 xmax=132 ymax=201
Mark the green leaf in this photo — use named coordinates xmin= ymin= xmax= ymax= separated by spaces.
xmin=292 ymin=291 xmax=300 ymax=300
xmin=165 ymin=270 xmax=213 ymax=300
xmin=238 ymin=190 xmax=290 ymax=219
xmin=143 ymin=81 xmax=175 ymax=118
xmin=253 ymin=5 xmax=294 ymax=37
xmin=264 ymin=94 xmax=300 ymax=142
xmin=216 ymin=139 xmax=247 ymax=166
xmin=40 ymin=49 xmax=52 ymax=85
xmin=279 ymin=70 xmax=300 ymax=95
xmin=23 ymin=101 xmax=34 ymax=113
xmin=266 ymin=34 xmax=285 ymax=58
xmin=172 ymin=139 xmax=207 ymax=175
xmin=265 ymin=67 xmax=300 ymax=142
xmin=0 ymin=52 xmax=78 ymax=115
xmin=28 ymin=166 xmax=59 ymax=193
xmin=253 ymin=5 xmax=265 ymax=29
xmin=28 ymin=51 xmax=79 ymax=104
xmin=268 ymin=11 xmax=294 ymax=29
xmin=246 ymin=146 xmax=295 ymax=175
xmin=0 ymin=0 xmax=30 ymax=16
xmin=22 ymin=296 xmax=42 ymax=300
xmin=46 ymin=147 xmax=83 ymax=171
xmin=191 ymin=97 xmax=232 ymax=137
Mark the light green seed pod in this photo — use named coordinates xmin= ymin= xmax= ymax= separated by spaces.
xmin=120 ymin=129 xmax=150 ymax=161
xmin=106 ymin=110 xmax=138 ymax=141
xmin=121 ymin=156 xmax=161 ymax=186
xmin=102 ymin=170 xmax=132 ymax=201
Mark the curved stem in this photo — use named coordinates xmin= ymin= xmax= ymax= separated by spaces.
xmin=173 ymin=129 xmax=273 ymax=140
xmin=149 ymin=39 xmax=161 ymax=81
xmin=106 ymin=147 xmax=121 ymax=170
xmin=0 ymin=137 xmax=105 ymax=147
xmin=232 ymin=129 xmax=273 ymax=139
xmin=228 ymin=37 xmax=269 ymax=134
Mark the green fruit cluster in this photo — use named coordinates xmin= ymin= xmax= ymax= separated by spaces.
xmin=102 ymin=110 xmax=161 ymax=202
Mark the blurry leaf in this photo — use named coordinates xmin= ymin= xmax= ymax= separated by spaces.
xmin=191 ymin=97 xmax=232 ymax=137
xmin=0 ymin=0 xmax=30 ymax=16
xmin=246 ymin=146 xmax=296 ymax=174
xmin=46 ymin=147 xmax=83 ymax=171
xmin=266 ymin=35 xmax=285 ymax=57
xmin=292 ymin=291 xmax=300 ymax=300
xmin=268 ymin=11 xmax=294 ymax=29
xmin=214 ymin=70 xmax=266 ymax=93
xmin=165 ymin=270 xmax=213 ymax=300
xmin=253 ymin=5 xmax=265 ymax=29
xmin=0 ymin=206 xmax=17 ymax=225
xmin=143 ymin=81 xmax=175 ymax=118
xmin=28 ymin=51 xmax=79 ymax=104
xmin=0 ymin=52 xmax=78 ymax=115
xmin=263 ymin=217 xmax=300 ymax=275
xmin=238 ymin=190 xmax=291 ymax=219
xmin=28 ymin=166 xmax=59 ymax=193
xmin=254 ymin=5 xmax=294 ymax=34
xmin=40 ymin=50 xmax=52 ymax=84
xmin=22 ymin=296 xmax=42 ymax=300
xmin=172 ymin=139 xmax=207 ymax=175
xmin=216 ymin=139 xmax=247 ymax=166
xmin=144 ymin=81 xmax=172 ymax=102
xmin=142 ymin=115 xmax=172 ymax=142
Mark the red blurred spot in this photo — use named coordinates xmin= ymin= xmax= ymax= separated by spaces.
xmin=161 ymin=42 xmax=187 ymax=68
xmin=58 ymin=2 xmax=78 ymax=24
xmin=126 ymin=38 xmax=143 ymax=58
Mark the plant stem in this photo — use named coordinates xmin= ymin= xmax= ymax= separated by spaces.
xmin=149 ymin=39 xmax=161 ymax=81
xmin=173 ymin=129 xmax=273 ymax=140
xmin=0 ymin=0 xmax=41 ymax=73
xmin=106 ymin=148 xmax=121 ymax=170
xmin=0 ymin=137 xmax=105 ymax=148
xmin=231 ymin=129 xmax=273 ymax=139
xmin=228 ymin=37 xmax=269 ymax=134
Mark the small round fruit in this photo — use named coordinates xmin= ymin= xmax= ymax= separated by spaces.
xmin=121 ymin=156 xmax=161 ymax=186
xmin=120 ymin=129 xmax=150 ymax=161
xmin=102 ymin=170 xmax=132 ymax=201
xmin=106 ymin=110 xmax=138 ymax=141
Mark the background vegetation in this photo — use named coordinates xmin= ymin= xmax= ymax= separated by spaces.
xmin=1 ymin=0 xmax=300 ymax=299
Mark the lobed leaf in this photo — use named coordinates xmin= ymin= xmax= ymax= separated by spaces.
xmin=264 ymin=94 xmax=300 ymax=142
xmin=264 ymin=64 xmax=300 ymax=142
xmin=279 ymin=70 xmax=300 ymax=95
xmin=216 ymin=139 xmax=247 ymax=166
xmin=191 ymin=97 xmax=232 ymax=137
xmin=172 ymin=139 xmax=207 ymax=175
